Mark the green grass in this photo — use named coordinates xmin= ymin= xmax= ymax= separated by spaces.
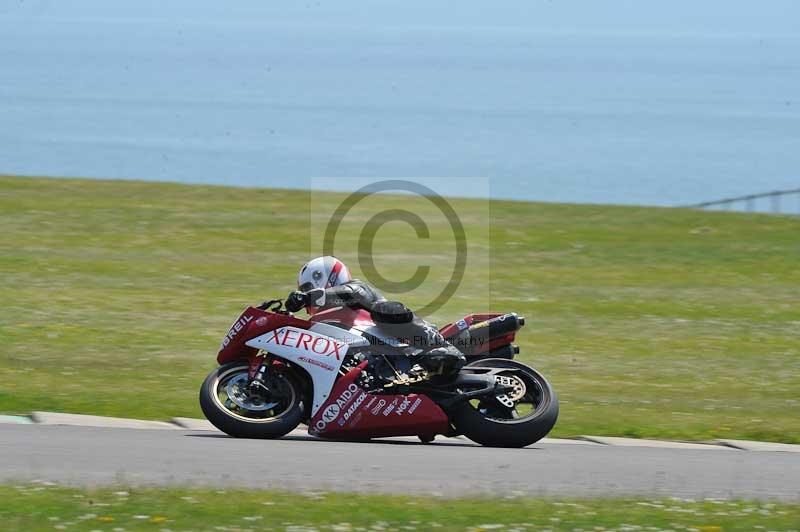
xmin=1 ymin=175 xmax=799 ymax=442
xmin=1 ymin=484 xmax=798 ymax=531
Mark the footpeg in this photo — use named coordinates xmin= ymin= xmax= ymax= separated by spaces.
xmin=385 ymin=366 xmax=429 ymax=387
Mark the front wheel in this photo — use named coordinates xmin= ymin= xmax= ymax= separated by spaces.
xmin=451 ymin=358 xmax=559 ymax=448
xmin=199 ymin=361 xmax=306 ymax=439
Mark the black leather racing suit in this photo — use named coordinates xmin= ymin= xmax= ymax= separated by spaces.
xmin=293 ymin=280 xmax=465 ymax=376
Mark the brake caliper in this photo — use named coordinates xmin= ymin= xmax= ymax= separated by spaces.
xmin=248 ymin=356 xmax=271 ymax=396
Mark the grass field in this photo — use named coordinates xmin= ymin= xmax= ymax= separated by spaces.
xmin=2 ymin=484 xmax=799 ymax=531
xmin=1 ymin=175 xmax=799 ymax=442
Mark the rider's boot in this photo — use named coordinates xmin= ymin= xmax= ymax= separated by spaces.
xmin=415 ymin=345 xmax=467 ymax=383
xmin=374 ymin=304 xmax=466 ymax=385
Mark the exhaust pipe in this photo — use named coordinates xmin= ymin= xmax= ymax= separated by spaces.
xmin=450 ymin=313 xmax=524 ymax=354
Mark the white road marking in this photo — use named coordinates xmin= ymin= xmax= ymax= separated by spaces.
xmin=579 ymin=436 xmax=734 ymax=450
xmin=9 ymin=413 xmax=794 ymax=451
xmin=717 ymin=439 xmax=800 ymax=453
xmin=0 ymin=415 xmax=33 ymax=425
xmin=171 ymin=417 xmax=219 ymax=431
xmin=32 ymin=412 xmax=181 ymax=430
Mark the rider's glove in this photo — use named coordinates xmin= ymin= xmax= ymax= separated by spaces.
xmin=285 ymin=291 xmax=308 ymax=313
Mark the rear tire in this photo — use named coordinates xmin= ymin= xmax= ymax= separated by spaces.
xmin=451 ymin=358 xmax=559 ymax=448
xmin=200 ymin=361 xmax=306 ymax=439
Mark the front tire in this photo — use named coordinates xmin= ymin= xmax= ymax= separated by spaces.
xmin=451 ymin=358 xmax=559 ymax=448
xmin=199 ymin=361 xmax=306 ymax=439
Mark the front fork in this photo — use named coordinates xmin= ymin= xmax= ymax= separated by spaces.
xmin=247 ymin=354 xmax=264 ymax=379
xmin=247 ymin=354 xmax=271 ymax=396
xmin=248 ymin=353 xmax=312 ymax=423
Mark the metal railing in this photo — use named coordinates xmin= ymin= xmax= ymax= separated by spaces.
xmin=685 ymin=187 xmax=800 ymax=215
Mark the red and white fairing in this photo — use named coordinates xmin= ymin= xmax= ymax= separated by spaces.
xmin=246 ymin=323 xmax=368 ymax=415
xmin=308 ymin=362 xmax=449 ymax=440
xmin=216 ymin=306 xmax=452 ymax=441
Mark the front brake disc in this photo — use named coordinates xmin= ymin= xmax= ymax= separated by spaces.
xmin=226 ymin=374 xmax=278 ymax=411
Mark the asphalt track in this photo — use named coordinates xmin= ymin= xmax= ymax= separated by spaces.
xmin=2 ymin=424 xmax=799 ymax=501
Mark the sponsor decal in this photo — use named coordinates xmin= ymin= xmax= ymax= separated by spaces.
xmin=220 ymin=315 xmax=254 ymax=350
xmin=371 ymin=399 xmax=387 ymax=416
xmin=315 ymin=383 xmax=362 ymax=432
xmin=383 ymin=398 xmax=400 ymax=417
xmin=334 ymin=383 xmax=361 ymax=410
xmin=408 ymin=398 xmax=423 ymax=415
xmin=264 ymin=327 xmax=345 ymax=360
xmin=395 ymin=397 xmax=412 ymax=416
xmin=298 ymin=356 xmax=336 ymax=372
xmin=321 ymin=404 xmax=341 ymax=424
xmin=343 ymin=393 xmax=368 ymax=422
xmin=456 ymin=319 xmax=469 ymax=331
xmin=255 ymin=316 xmax=269 ymax=327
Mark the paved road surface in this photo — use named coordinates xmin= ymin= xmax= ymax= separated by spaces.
xmin=1 ymin=425 xmax=798 ymax=500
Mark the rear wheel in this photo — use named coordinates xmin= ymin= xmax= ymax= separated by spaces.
xmin=451 ymin=358 xmax=559 ymax=448
xmin=199 ymin=361 xmax=306 ymax=439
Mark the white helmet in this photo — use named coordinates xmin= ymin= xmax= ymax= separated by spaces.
xmin=298 ymin=256 xmax=352 ymax=293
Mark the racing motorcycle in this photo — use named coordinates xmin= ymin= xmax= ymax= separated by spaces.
xmin=200 ymin=297 xmax=559 ymax=448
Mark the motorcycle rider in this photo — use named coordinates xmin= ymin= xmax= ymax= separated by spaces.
xmin=285 ymin=256 xmax=466 ymax=380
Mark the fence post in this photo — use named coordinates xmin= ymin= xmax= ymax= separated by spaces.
xmin=771 ymin=192 xmax=781 ymax=213
xmin=686 ymin=187 xmax=799 ymax=215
